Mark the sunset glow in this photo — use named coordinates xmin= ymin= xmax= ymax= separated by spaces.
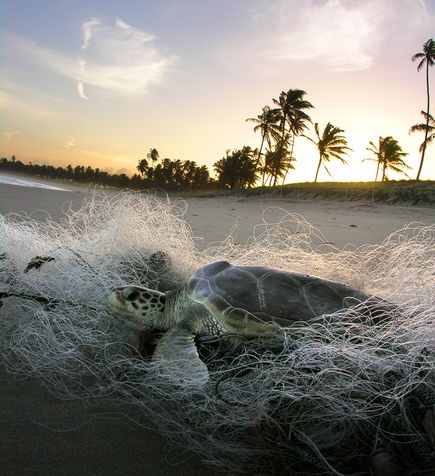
xmin=1 ymin=0 xmax=434 ymax=182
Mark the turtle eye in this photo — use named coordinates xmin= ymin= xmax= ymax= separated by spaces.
xmin=125 ymin=289 xmax=140 ymax=301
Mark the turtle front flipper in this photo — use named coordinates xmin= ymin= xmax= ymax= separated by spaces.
xmin=152 ymin=327 xmax=209 ymax=387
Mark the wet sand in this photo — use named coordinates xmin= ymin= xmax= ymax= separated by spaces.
xmin=0 ymin=181 xmax=212 ymax=476
xmin=1 ymin=178 xmax=434 ymax=475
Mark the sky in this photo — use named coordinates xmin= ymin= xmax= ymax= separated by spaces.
xmin=1 ymin=0 xmax=435 ymax=182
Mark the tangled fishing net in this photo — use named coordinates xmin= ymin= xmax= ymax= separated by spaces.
xmin=0 ymin=192 xmax=434 ymax=475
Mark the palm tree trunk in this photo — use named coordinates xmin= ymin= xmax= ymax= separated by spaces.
xmin=416 ymin=60 xmax=431 ymax=181
xmin=253 ymin=134 xmax=265 ymax=188
xmin=314 ymin=155 xmax=322 ymax=183
xmin=274 ymin=118 xmax=286 ymax=186
xmin=256 ymin=134 xmax=265 ymax=168
xmin=375 ymin=159 xmax=381 ymax=182
xmin=371 ymin=160 xmax=380 ymax=201
xmin=262 ymin=171 xmax=266 ymax=187
xmin=281 ymin=134 xmax=295 ymax=186
xmin=272 ymin=173 xmax=277 ymax=187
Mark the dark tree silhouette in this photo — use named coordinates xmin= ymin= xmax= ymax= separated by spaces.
xmin=365 ymin=137 xmax=385 ymax=184
xmin=246 ymin=106 xmax=282 ymax=184
xmin=272 ymin=89 xmax=313 ymax=185
xmin=305 ymin=123 xmax=352 ymax=183
xmin=213 ymin=147 xmax=259 ymax=189
xmin=260 ymin=132 xmax=293 ymax=186
xmin=262 ymin=143 xmax=295 ymax=186
xmin=0 ymin=154 xmax=211 ymax=191
xmin=147 ymin=148 xmax=160 ymax=166
xmin=136 ymin=158 xmax=149 ymax=177
xmin=365 ymin=136 xmax=410 ymax=182
xmin=409 ymin=111 xmax=435 ymax=157
xmin=412 ymin=38 xmax=435 ymax=180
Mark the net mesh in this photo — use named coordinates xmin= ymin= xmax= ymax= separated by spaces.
xmin=0 ymin=192 xmax=433 ymax=475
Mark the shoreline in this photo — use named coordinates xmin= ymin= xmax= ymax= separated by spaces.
xmin=1 ymin=181 xmax=433 ymax=250
xmin=2 ymin=170 xmax=434 ymax=208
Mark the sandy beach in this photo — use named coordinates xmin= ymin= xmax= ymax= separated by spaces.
xmin=1 ymin=179 xmax=434 ymax=249
xmin=0 ymin=179 xmax=213 ymax=476
xmin=1 ymin=176 xmax=434 ymax=475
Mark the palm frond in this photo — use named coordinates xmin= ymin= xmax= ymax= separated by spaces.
xmin=412 ymin=52 xmax=425 ymax=60
xmin=412 ymin=38 xmax=435 ymax=71
xmin=323 ymin=163 xmax=332 ymax=177
xmin=386 ymin=165 xmax=410 ymax=177
xmin=302 ymin=134 xmax=316 ymax=145
xmin=410 ymin=124 xmax=427 ymax=133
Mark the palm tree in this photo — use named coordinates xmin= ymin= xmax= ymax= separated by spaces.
xmin=136 ymin=158 xmax=148 ymax=178
xmin=272 ymin=89 xmax=313 ymax=185
xmin=213 ymin=146 xmax=259 ymax=189
xmin=409 ymin=111 xmax=435 ymax=157
xmin=365 ymin=137 xmax=384 ymax=183
xmin=365 ymin=136 xmax=410 ymax=182
xmin=261 ymin=131 xmax=293 ymax=186
xmin=146 ymin=148 xmax=160 ymax=166
xmin=305 ymin=122 xmax=352 ymax=183
xmin=381 ymin=137 xmax=410 ymax=181
xmin=412 ymin=38 xmax=435 ymax=180
xmin=246 ymin=106 xmax=282 ymax=176
xmin=280 ymin=115 xmax=307 ymax=185
xmin=262 ymin=141 xmax=295 ymax=186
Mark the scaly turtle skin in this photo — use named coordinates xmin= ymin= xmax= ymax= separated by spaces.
xmin=109 ymin=260 xmax=387 ymax=384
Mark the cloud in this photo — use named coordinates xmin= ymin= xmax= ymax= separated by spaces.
xmin=81 ymin=17 xmax=100 ymax=50
xmin=417 ymin=0 xmax=429 ymax=20
xmin=248 ymin=0 xmax=432 ymax=72
xmin=10 ymin=18 xmax=176 ymax=98
xmin=76 ymin=82 xmax=88 ymax=99
xmin=64 ymin=138 xmax=76 ymax=149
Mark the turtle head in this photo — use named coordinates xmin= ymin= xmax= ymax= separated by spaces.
xmin=109 ymin=286 xmax=166 ymax=330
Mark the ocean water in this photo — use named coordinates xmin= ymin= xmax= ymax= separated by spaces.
xmin=0 ymin=174 xmax=70 ymax=191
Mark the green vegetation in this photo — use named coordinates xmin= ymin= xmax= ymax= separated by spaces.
xmin=0 ymin=154 xmax=211 ymax=191
xmin=1 ymin=156 xmax=433 ymax=206
xmin=213 ymin=146 xmax=259 ymax=189
xmin=193 ymin=181 xmax=435 ymax=207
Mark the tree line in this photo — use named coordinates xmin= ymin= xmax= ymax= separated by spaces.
xmin=0 ymin=152 xmax=212 ymax=191
xmin=1 ymin=39 xmax=433 ymax=191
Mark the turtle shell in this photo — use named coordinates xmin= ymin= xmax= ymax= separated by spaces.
xmin=187 ymin=261 xmax=375 ymax=335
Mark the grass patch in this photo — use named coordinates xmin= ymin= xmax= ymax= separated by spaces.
xmin=181 ymin=180 xmax=435 ymax=206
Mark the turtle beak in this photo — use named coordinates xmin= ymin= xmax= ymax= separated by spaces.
xmin=109 ymin=289 xmax=129 ymax=315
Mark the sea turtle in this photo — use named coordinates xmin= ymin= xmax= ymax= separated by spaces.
xmin=109 ymin=260 xmax=388 ymax=385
